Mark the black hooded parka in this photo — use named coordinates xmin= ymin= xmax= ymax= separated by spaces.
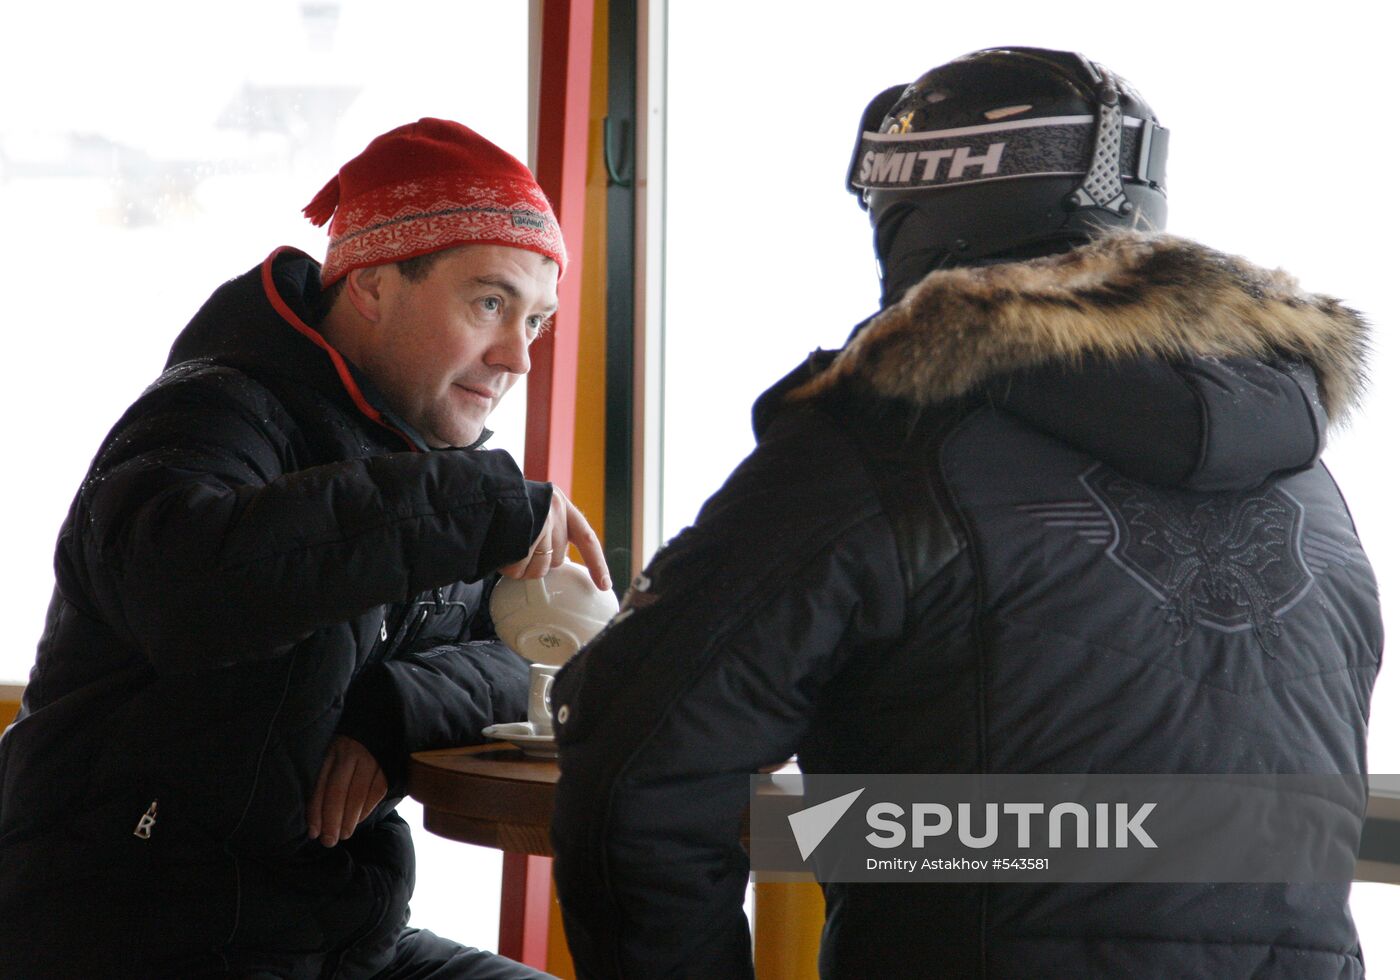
xmin=0 ymin=248 xmax=551 ymax=977
xmin=551 ymin=234 xmax=1383 ymax=979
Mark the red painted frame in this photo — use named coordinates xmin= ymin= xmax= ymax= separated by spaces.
xmin=499 ymin=851 xmax=555 ymax=966
xmin=525 ymin=0 xmax=595 ymax=499
xmin=501 ymin=0 xmax=596 ymax=969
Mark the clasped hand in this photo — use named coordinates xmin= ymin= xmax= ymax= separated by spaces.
xmin=307 ymin=735 xmax=387 ymax=847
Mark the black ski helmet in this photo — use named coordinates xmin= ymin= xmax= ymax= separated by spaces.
xmin=848 ymin=47 xmax=1169 ymax=302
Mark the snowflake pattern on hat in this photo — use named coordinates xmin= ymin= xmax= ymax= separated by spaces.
xmin=322 ymin=175 xmax=563 ymax=284
xmin=305 ymin=118 xmax=566 ymax=285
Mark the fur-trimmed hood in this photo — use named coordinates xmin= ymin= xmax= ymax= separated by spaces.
xmin=793 ymin=232 xmax=1370 ymax=425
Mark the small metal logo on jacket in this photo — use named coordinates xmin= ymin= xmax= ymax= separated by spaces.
xmin=610 ymin=572 xmax=656 ymax=629
xmin=620 ymin=572 xmax=658 ymax=613
xmin=133 ymin=800 xmax=159 ymax=839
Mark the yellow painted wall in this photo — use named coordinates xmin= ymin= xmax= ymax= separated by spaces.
xmin=755 ymin=882 xmax=825 ymax=980
xmin=1 ymin=684 xmax=23 ymax=728
xmin=568 ymin=0 xmax=611 ymax=551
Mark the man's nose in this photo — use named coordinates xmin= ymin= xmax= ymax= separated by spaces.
xmin=488 ymin=321 xmax=532 ymax=375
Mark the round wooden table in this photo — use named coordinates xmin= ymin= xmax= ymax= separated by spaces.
xmin=410 ymin=743 xmax=560 ymax=857
xmin=408 ymin=742 xmax=824 ymax=979
xmin=409 ymin=743 xmax=564 ymax=971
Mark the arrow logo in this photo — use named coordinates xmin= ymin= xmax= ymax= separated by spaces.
xmin=788 ymin=788 xmax=865 ymax=861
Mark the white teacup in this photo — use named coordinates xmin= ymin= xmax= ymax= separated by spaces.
xmin=528 ymin=662 xmax=562 ymax=735
xmin=491 ymin=560 xmax=620 ymax=666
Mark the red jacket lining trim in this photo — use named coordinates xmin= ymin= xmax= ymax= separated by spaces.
xmin=260 ymin=247 xmax=420 ymax=453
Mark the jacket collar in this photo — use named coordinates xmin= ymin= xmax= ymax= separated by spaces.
xmin=168 ymin=248 xmax=494 ymax=454
xmin=257 ymin=247 xmax=428 ymax=452
xmin=791 ymin=232 xmax=1370 ymax=426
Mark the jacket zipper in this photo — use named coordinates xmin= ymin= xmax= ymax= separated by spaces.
xmin=370 ymin=603 xmax=416 ymax=667
xmin=370 ymin=587 xmax=455 ymax=664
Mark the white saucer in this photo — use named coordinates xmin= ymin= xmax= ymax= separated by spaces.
xmin=481 ymin=722 xmax=558 ymax=759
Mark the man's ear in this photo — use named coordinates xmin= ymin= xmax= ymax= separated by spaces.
xmin=343 ymin=264 xmax=388 ymax=323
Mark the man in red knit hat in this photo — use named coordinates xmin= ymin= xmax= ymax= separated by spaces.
xmin=0 ymin=118 xmax=603 ymax=978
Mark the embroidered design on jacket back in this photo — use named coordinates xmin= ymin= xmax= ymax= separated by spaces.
xmin=1080 ymin=467 xmax=1312 ymax=645
xmin=1020 ymin=465 xmax=1358 ymax=647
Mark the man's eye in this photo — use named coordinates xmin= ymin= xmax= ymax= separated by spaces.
xmin=528 ymin=315 xmax=553 ymax=337
xmin=480 ymin=297 xmax=502 ymax=313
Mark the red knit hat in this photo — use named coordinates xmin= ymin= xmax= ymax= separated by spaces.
xmin=304 ymin=118 xmax=566 ymax=285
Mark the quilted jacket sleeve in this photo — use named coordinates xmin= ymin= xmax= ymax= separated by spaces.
xmin=338 ymin=637 xmax=530 ymax=793
xmin=68 ymin=367 xmax=550 ymax=673
xmin=550 ymin=405 xmax=907 ymax=979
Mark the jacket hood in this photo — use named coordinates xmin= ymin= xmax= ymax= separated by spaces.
xmin=169 ymin=248 xmax=324 ymax=373
xmin=166 ymin=248 xmax=434 ymax=453
xmin=791 ymin=232 xmax=1370 ymax=426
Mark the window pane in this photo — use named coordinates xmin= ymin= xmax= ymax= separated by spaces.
xmin=2 ymin=0 xmax=534 ymax=682
xmin=664 ymin=0 xmax=1396 ymax=758
xmin=1 ymin=0 xmax=533 ymax=949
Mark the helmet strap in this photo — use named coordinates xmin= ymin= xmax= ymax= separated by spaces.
xmin=1064 ymin=64 xmax=1132 ymax=216
xmin=875 ymin=203 xmax=953 ymax=306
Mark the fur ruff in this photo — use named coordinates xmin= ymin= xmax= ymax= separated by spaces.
xmin=791 ymin=232 xmax=1370 ymax=425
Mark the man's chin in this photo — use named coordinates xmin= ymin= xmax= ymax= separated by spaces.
xmin=420 ymin=421 xmax=485 ymax=450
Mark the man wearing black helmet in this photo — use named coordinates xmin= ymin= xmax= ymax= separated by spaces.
xmin=551 ymin=48 xmax=1382 ymax=978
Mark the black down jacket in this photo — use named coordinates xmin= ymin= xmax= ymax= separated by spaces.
xmin=551 ymin=234 xmax=1383 ymax=979
xmin=0 ymin=248 xmax=550 ymax=978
